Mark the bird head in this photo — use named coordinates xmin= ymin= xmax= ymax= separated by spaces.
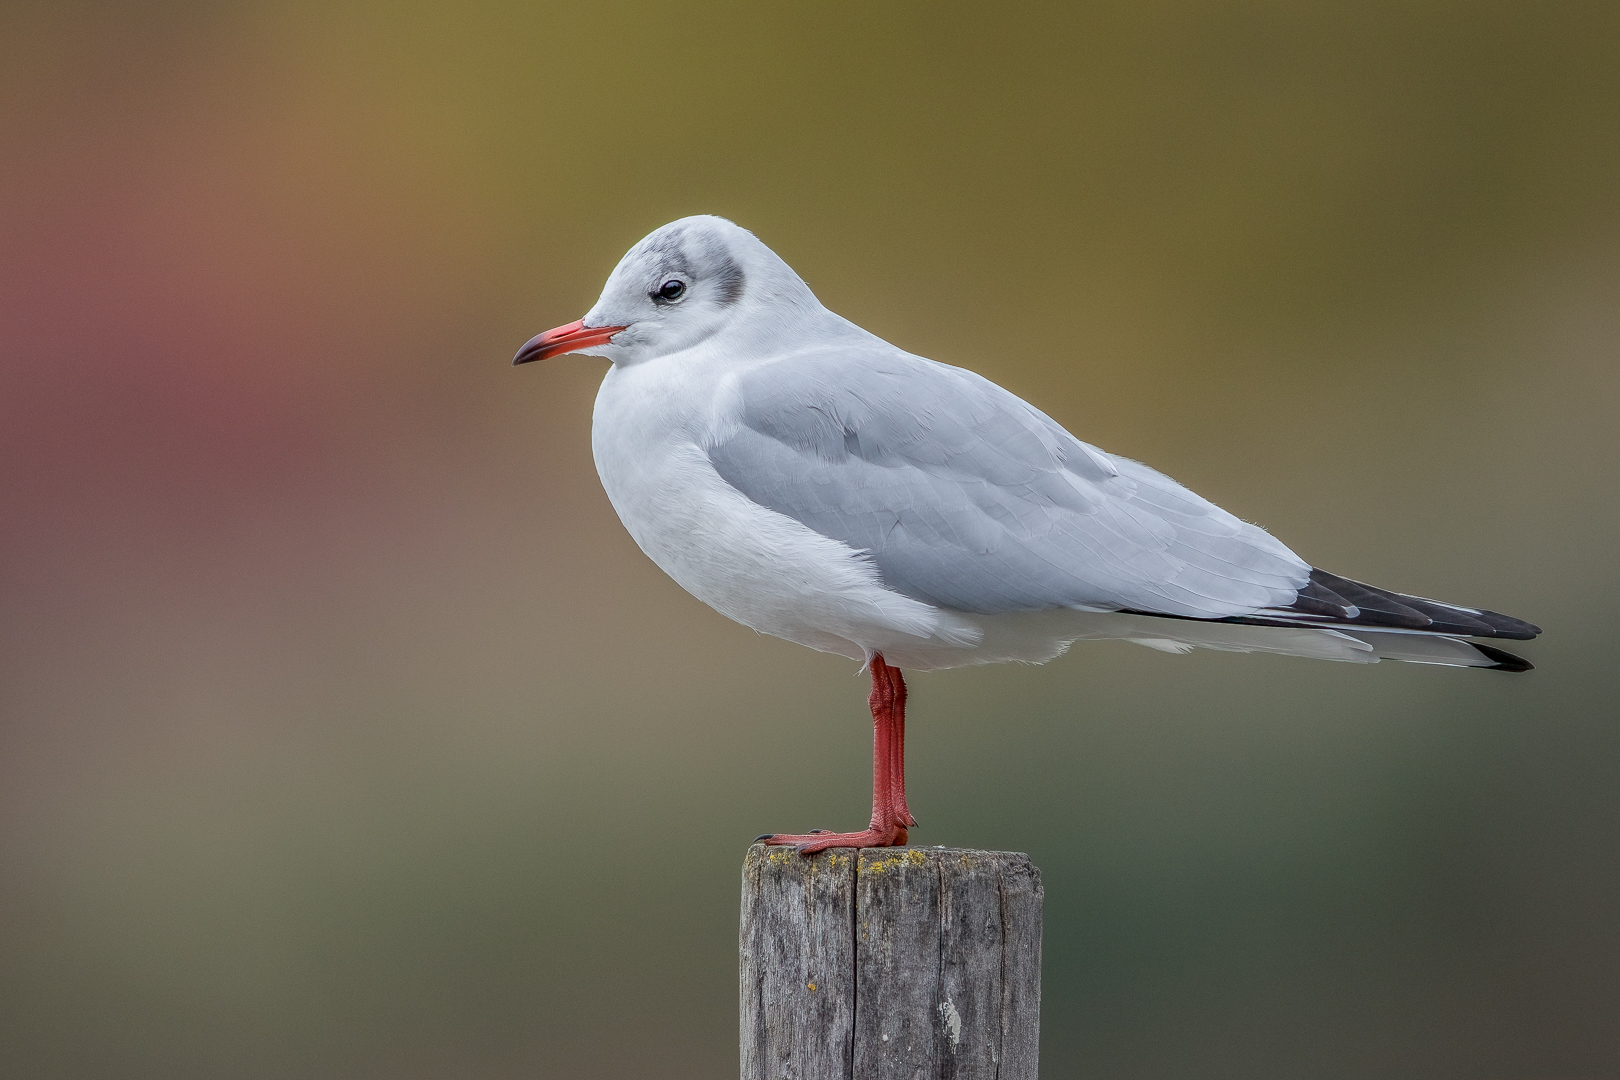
xmin=513 ymin=215 xmax=821 ymax=367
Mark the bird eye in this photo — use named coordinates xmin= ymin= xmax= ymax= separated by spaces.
xmin=655 ymin=279 xmax=687 ymax=301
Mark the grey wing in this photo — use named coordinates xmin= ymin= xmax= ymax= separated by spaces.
xmin=706 ymin=348 xmax=1311 ymax=618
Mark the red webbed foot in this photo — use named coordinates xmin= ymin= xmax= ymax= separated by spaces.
xmin=760 ymin=823 xmax=909 ymax=853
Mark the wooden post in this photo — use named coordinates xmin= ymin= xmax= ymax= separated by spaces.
xmin=740 ymin=844 xmax=1042 ymax=1080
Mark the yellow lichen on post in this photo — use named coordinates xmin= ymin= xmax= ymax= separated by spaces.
xmin=860 ymin=848 xmax=927 ymax=875
xmin=764 ymin=847 xmax=854 ymax=873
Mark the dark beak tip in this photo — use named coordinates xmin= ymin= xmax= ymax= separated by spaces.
xmin=511 ymin=335 xmax=549 ymax=366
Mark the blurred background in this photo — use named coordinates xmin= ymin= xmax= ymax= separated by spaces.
xmin=2 ymin=2 xmax=1617 ymax=1077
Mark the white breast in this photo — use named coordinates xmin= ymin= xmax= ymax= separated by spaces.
xmin=590 ymin=354 xmax=980 ymax=663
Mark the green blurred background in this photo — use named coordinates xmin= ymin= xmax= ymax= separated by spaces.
xmin=3 ymin=2 xmax=1617 ymax=1077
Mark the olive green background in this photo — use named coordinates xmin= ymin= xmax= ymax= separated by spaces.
xmin=2 ymin=3 xmax=1617 ymax=1077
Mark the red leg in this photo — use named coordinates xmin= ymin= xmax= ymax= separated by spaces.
xmin=884 ymin=661 xmax=917 ymax=828
xmin=762 ymin=655 xmax=914 ymax=854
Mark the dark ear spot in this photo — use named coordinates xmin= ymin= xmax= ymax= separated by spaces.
xmin=713 ymin=255 xmax=746 ymax=305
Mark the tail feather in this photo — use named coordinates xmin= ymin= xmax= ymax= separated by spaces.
xmin=1337 ymin=630 xmax=1535 ymax=671
xmin=1469 ymin=642 xmax=1536 ymax=672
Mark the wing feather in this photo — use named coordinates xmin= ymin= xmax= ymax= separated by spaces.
xmin=706 ymin=347 xmax=1310 ymax=618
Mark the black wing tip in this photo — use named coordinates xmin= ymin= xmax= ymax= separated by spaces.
xmin=1483 ymin=622 xmax=1541 ymax=641
xmin=1471 ymin=642 xmax=1535 ymax=672
xmin=1492 ymin=615 xmax=1542 ymax=640
xmin=1305 ymin=568 xmax=1541 ymax=640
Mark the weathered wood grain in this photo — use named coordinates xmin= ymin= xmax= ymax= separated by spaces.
xmin=741 ymin=847 xmax=858 ymax=1080
xmin=741 ymin=845 xmax=1042 ymax=1080
xmin=994 ymin=853 xmax=1043 ymax=1079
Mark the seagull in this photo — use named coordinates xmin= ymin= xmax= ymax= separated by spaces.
xmin=514 ymin=215 xmax=1540 ymax=853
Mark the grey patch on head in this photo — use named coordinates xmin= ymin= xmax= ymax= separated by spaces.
xmin=712 ymin=254 xmax=746 ymax=304
xmin=635 ymin=230 xmax=692 ymax=284
xmin=639 ymin=247 xmax=691 ymax=300
xmin=641 ymin=224 xmax=688 ymax=258
xmin=638 ymin=223 xmax=745 ymax=303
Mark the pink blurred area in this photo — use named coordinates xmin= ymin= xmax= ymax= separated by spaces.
xmin=2 ymin=3 xmax=1619 ymax=1078
xmin=0 ymin=13 xmax=726 ymax=1076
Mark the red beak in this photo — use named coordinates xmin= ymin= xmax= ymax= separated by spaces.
xmin=512 ymin=319 xmax=630 ymax=365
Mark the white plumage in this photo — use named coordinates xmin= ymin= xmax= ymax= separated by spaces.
xmin=521 ymin=215 xmax=1538 ymax=673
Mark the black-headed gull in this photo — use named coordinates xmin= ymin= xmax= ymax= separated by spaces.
xmin=514 ymin=215 xmax=1539 ymax=853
